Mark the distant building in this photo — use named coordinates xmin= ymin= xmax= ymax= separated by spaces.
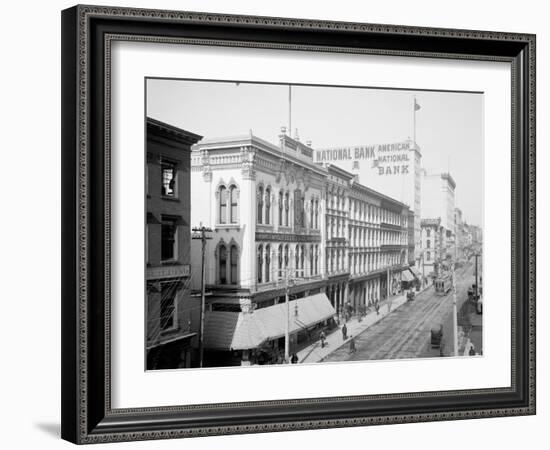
xmin=146 ymin=118 xmax=203 ymax=370
xmin=422 ymin=172 xmax=456 ymax=260
xmin=420 ymin=218 xmax=443 ymax=276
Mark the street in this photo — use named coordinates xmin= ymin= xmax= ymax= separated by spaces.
xmin=322 ymin=261 xmax=481 ymax=362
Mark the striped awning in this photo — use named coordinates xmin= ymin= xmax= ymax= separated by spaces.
xmin=203 ymin=293 xmax=335 ymax=351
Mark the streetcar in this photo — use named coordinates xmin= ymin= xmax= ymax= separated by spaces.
xmin=434 ymin=274 xmax=452 ymax=295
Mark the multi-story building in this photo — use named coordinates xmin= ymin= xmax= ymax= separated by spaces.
xmin=422 ymin=171 xmax=456 ymax=260
xmin=420 ymin=218 xmax=443 ymax=276
xmin=315 ymin=139 xmax=423 ymax=259
xmin=190 ymin=130 xmax=334 ymax=366
xmin=323 ymin=165 xmax=412 ymax=315
xmin=189 ymin=130 xmax=415 ymax=366
xmin=146 ymin=118 xmax=203 ymax=370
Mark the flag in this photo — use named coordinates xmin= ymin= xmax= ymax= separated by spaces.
xmin=414 ymin=98 xmax=421 ymax=111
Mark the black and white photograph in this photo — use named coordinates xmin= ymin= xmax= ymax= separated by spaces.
xmin=145 ymin=79 xmax=484 ymax=370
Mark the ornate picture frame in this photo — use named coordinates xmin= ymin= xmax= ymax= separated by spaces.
xmin=61 ymin=5 xmax=535 ymax=444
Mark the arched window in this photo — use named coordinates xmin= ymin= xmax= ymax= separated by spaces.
xmin=257 ymin=245 xmax=263 ymax=283
xmin=278 ymin=245 xmax=283 ymax=279
xmin=310 ymin=199 xmax=314 ymax=229
xmin=309 ymin=245 xmax=314 ymax=276
xmin=427 ymin=240 xmax=431 ymax=249
xmin=265 ymin=244 xmax=271 ymax=282
xmin=230 ymin=245 xmax=238 ymax=284
xmin=314 ymin=245 xmax=319 ymax=274
xmin=257 ymin=186 xmax=264 ymax=224
xmin=219 ymin=245 xmax=227 ymax=284
xmin=278 ymin=191 xmax=283 ymax=226
xmin=426 ymin=251 xmax=431 ymax=261
xmin=284 ymin=192 xmax=289 ymax=226
xmin=284 ymin=244 xmax=289 ymax=269
xmin=229 ymin=185 xmax=238 ymax=224
xmin=426 ymin=229 xmax=431 ymax=237
xmin=295 ymin=245 xmax=300 ymax=277
xmin=314 ymin=199 xmax=319 ymax=229
xmin=301 ymin=245 xmax=305 ymax=276
xmin=265 ymin=187 xmax=271 ymax=225
xmin=219 ymin=186 xmax=227 ymax=224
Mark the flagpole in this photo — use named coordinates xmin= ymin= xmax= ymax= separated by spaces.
xmin=413 ymin=96 xmax=416 ymax=145
xmin=288 ymin=84 xmax=292 ymax=136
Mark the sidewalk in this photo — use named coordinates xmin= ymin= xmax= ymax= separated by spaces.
xmin=297 ymin=283 xmax=433 ymax=364
xmin=297 ymin=295 xmax=406 ymax=363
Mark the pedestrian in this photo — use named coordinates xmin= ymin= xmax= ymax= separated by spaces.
xmin=290 ymin=353 xmax=298 ymax=364
xmin=342 ymin=323 xmax=348 ymax=341
xmin=375 ymin=301 xmax=380 ymax=315
xmin=349 ymin=335 xmax=356 ymax=354
xmin=320 ymin=330 xmax=326 ymax=348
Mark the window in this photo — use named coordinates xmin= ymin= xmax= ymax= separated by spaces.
xmin=229 ymin=185 xmax=238 ymax=224
xmin=257 ymin=186 xmax=264 ymax=224
xmin=310 ymin=245 xmax=314 ymax=275
xmin=284 ymin=245 xmax=289 ymax=269
xmin=160 ymin=282 xmax=177 ymax=331
xmin=284 ymin=192 xmax=290 ymax=226
xmin=426 ymin=251 xmax=431 ymax=261
xmin=265 ymin=187 xmax=271 ymax=225
xmin=161 ymin=217 xmax=178 ymax=261
xmin=265 ymin=245 xmax=271 ymax=282
xmin=278 ymin=245 xmax=283 ymax=279
xmin=161 ymin=161 xmax=177 ymax=197
xmin=219 ymin=186 xmax=227 ymax=224
xmin=310 ymin=199 xmax=314 ymax=229
xmin=426 ymin=229 xmax=431 ymax=237
xmin=257 ymin=245 xmax=263 ymax=283
xmin=427 ymin=240 xmax=431 ymax=249
xmin=301 ymin=245 xmax=305 ymax=275
xmin=278 ymin=191 xmax=283 ymax=226
xmin=314 ymin=245 xmax=319 ymax=274
xmin=295 ymin=245 xmax=300 ymax=277
xmin=230 ymin=245 xmax=238 ymax=284
xmin=219 ymin=245 xmax=227 ymax=284
xmin=314 ymin=199 xmax=319 ymax=229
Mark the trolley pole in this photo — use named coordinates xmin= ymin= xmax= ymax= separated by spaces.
xmin=285 ymin=270 xmax=290 ymax=363
xmin=192 ymin=225 xmax=212 ymax=368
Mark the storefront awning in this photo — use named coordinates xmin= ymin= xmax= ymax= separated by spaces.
xmin=204 ymin=293 xmax=336 ymax=351
xmin=401 ymin=269 xmax=415 ymax=282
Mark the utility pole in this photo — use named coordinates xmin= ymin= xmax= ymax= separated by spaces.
xmin=474 ymin=253 xmax=480 ymax=299
xmin=192 ymin=225 xmax=212 ymax=368
xmin=451 ymin=262 xmax=458 ymax=357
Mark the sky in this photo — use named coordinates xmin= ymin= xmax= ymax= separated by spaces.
xmin=146 ymin=79 xmax=483 ymax=226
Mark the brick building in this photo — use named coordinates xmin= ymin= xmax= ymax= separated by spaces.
xmin=146 ymin=118 xmax=202 ymax=369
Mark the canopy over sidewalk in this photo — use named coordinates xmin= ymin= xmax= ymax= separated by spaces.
xmin=204 ymin=293 xmax=335 ymax=350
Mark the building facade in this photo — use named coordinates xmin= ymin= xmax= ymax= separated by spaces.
xmin=190 ymin=131 xmax=415 ymax=366
xmin=420 ymin=218 xmax=443 ymax=276
xmin=315 ymin=139 xmax=423 ymax=260
xmin=190 ymin=131 xmax=332 ymax=366
xmin=146 ymin=118 xmax=203 ymax=370
xmin=422 ymin=171 xmax=457 ymax=260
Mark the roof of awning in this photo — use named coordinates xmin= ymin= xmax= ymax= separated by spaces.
xmin=401 ymin=269 xmax=415 ymax=282
xmin=204 ymin=293 xmax=336 ymax=351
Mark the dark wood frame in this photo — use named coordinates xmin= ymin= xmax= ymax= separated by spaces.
xmin=61 ymin=4 xmax=536 ymax=444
